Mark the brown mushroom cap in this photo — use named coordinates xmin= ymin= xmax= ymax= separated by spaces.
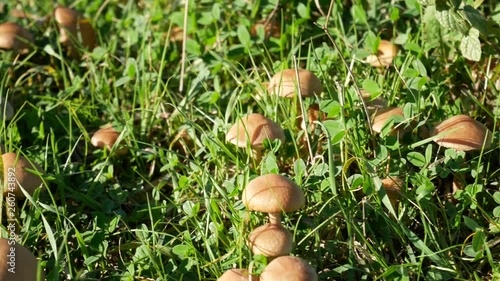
xmin=218 ymin=268 xmax=258 ymax=281
xmin=366 ymin=40 xmax=398 ymax=67
xmin=431 ymin=114 xmax=493 ymax=151
xmin=226 ymin=113 xmax=285 ymax=149
xmin=91 ymin=126 xmax=127 ymax=154
xmin=381 ymin=177 xmax=403 ymax=210
xmin=260 ymin=256 xmax=317 ymax=281
xmin=371 ymin=107 xmax=404 ymax=134
xmin=248 ymin=223 xmax=293 ymax=257
xmin=0 ymin=238 xmax=43 ymax=281
xmin=2 ymin=153 xmax=44 ymax=197
xmin=0 ymin=22 xmax=33 ymax=54
xmin=54 ymin=6 xmax=97 ymax=54
xmin=268 ymin=69 xmax=323 ymax=98
xmin=242 ymin=174 xmax=304 ymax=213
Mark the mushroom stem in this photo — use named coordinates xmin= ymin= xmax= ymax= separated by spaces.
xmin=268 ymin=212 xmax=281 ymax=225
xmin=251 ymin=148 xmax=263 ymax=166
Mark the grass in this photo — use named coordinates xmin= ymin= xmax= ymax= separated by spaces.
xmin=0 ymin=0 xmax=499 ymax=280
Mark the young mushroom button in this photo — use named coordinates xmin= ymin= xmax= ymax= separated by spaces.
xmin=247 ymin=223 xmax=293 ymax=258
xmin=260 ymin=256 xmax=318 ymax=281
xmin=242 ymin=174 xmax=304 ymax=225
xmin=54 ymin=6 xmax=97 ymax=57
xmin=91 ymin=126 xmax=128 ymax=155
xmin=431 ymin=114 xmax=493 ymax=151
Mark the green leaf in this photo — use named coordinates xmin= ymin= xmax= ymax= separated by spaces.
xmin=319 ymin=100 xmax=341 ymax=118
xmin=462 ymin=5 xmax=488 ymax=35
xmin=297 ymin=3 xmax=309 ymax=19
xmin=493 ymin=206 xmax=500 ymax=218
xmin=435 ymin=7 xmax=469 ymax=34
xmin=460 ymin=28 xmax=481 ymax=61
xmin=407 ymin=152 xmax=426 ymax=167
xmin=493 ymin=192 xmax=500 ymax=204
xmin=362 ymin=79 xmax=381 ymax=94
xmin=472 ymin=230 xmax=485 ymax=252
xmin=237 ymin=25 xmax=251 ymax=46
xmin=463 ymin=216 xmax=481 ymax=231
xmin=351 ymin=5 xmax=367 ymax=24
xmin=212 ymin=3 xmax=221 ymax=21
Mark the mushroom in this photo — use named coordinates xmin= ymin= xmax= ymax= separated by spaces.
xmin=381 ymin=176 xmax=403 ymax=211
xmin=247 ymin=223 xmax=293 ymax=258
xmin=267 ymin=69 xmax=323 ymax=99
xmin=250 ymin=18 xmax=280 ymax=39
xmin=2 ymin=153 xmax=44 ymax=198
xmin=0 ymin=22 xmax=33 ymax=54
xmin=226 ymin=113 xmax=285 ymax=163
xmin=2 ymin=152 xmax=44 ymax=234
xmin=242 ymin=174 xmax=304 ymax=225
xmin=260 ymin=256 xmax=318 ymax=281
xmin=54 ymin=6 xmax=97 ymax=57
xmin=366 ymin=40 xmax=398 ymax=67
xmin=91 ymin=125 xmax=128 ymax=155
xmin=0 ymin=238 xmax=44 ymax=281
xmin=218 ymin=268 xmax=258 ymax=281
xmin=0 ymin=97 xmax=14 ymax=121
xmin=431 ymin=114 xmax=492 ymax=151
xmin=371 ymin=107 xmax=405 ymax=135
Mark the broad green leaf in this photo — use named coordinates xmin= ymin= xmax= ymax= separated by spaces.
xmin=362 ymin=79 xmax=380 ymax=94
xmin=464 ymin=216 xmax=481 ymax=231
xmin=435 ymin=7 xmax=469 ymax=34
xmin=237 ymin=25 xmax=251 ymax=46
xmin=460 ymin=28 xmax=481 ymax=61
xmin=407 ymin=152 xmax=426 ymax=167
xmin=493 ymin=191 xmax=500 ymax=204
xmin=212 ymin=3 xmax=221 ymax=21
xmin=319 ymin=100 xmax=341 ymax=118
xmin=297 ymin=3 xmax=309 ymax=19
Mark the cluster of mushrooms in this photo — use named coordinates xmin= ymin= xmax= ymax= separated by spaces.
xmin=1 ymin=6 xmax=496 ymax=278
xmin=217 ymin=38 xmax=493 ymax=279
xmin=0 ymin=5 xmax=98 ymax=280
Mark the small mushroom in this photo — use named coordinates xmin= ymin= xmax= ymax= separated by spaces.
xmin=268 ymin=69 xmax=323 ymax=99
xmin=371 ymin=107 xmax=405 ymax=135
xmin=0 ymin=238 xmax=44 ymax=281
xmin=250 ymin=18 xmax=280 ymax=39
xmin=242 ymin=174 xmax=304 ymax=225
xmin=226 ymin=113 xmax=285 ymax=163
xmin=54 ymin=6 xmax=97 ymax=57
xmin=366 ymin=40 xmax=398 ymax=67
xmin=247 ymin=223 xmax=293 ymax=258
xmin=381 ymin=176 xmax=403 ymax=211
xmin=218 ymin=268 xmax=258 ymax=281
xmin=2 ymin=153 xmax=44 ymax=198
xmin=260 ymin=256 xmax=317 ymax=281
xmin=91 ymin=125 xmax=128 ymax=155
xmin=0 ymin=22 xmax=33 ymax=54
xmin=431 ymin=114 xmax=492 ymax=151
xmin=2 ymin=152 xmax=44 ymax=235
